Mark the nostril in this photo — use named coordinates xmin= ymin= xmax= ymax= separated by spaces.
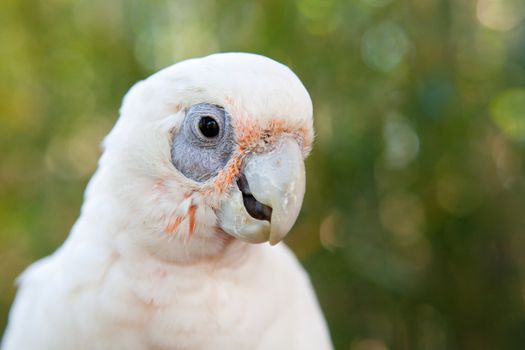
xmin=236 ymin=175 xmax=272 ymax=222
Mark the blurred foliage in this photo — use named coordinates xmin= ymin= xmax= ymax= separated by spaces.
xmin=2 ymin=0 xmax=525 ymax=349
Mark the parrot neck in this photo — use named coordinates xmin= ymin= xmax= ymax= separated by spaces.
xmin=69 ymin=164 xmax=243 ymax=264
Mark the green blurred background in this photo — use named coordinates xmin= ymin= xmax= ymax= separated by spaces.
xmin=2 ymin=0 xmax=525 ymax=349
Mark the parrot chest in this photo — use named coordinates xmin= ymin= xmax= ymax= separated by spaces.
xmin=83 ymin=248 xmax=286 ymax=349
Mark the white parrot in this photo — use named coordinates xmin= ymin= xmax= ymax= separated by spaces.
xmin=2 ymin=53 xmax=333 ymax=350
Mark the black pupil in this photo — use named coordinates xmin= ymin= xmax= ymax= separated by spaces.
xmin=198 ymin=116 xmax=219 ymax=138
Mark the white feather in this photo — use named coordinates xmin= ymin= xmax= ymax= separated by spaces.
xmin=2 ymin=53 xmax=332 ymax=350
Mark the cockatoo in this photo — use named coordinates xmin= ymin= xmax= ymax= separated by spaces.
xmin=2 ymin=53 xmax=333 ymax=350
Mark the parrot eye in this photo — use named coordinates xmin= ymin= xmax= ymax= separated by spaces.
xmin=198 ymin=116 xmax=220 ymax=138
xmin=171 ymin=103 xmax=235 ymax=182
xmin=187 ymin=104 xmax=226 ymax=146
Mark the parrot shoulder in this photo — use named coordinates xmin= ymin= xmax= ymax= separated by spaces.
xmin=256 ymin=244 xmax=333 ymax=350
xmin=2 ymin=240 xmax=118 ymax=350
xmin=2 ymin=254 xmax=67 ymax=349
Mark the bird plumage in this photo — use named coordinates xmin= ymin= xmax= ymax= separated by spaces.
xmin=2 ymin=53 xmax=333 ymax=350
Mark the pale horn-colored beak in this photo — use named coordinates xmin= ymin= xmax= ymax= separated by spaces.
xmin=218 ymin=137 xmax=306 ymax=245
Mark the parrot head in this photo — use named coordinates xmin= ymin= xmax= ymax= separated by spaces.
xmin=96 ymin=53 xmax=313 ymax=262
